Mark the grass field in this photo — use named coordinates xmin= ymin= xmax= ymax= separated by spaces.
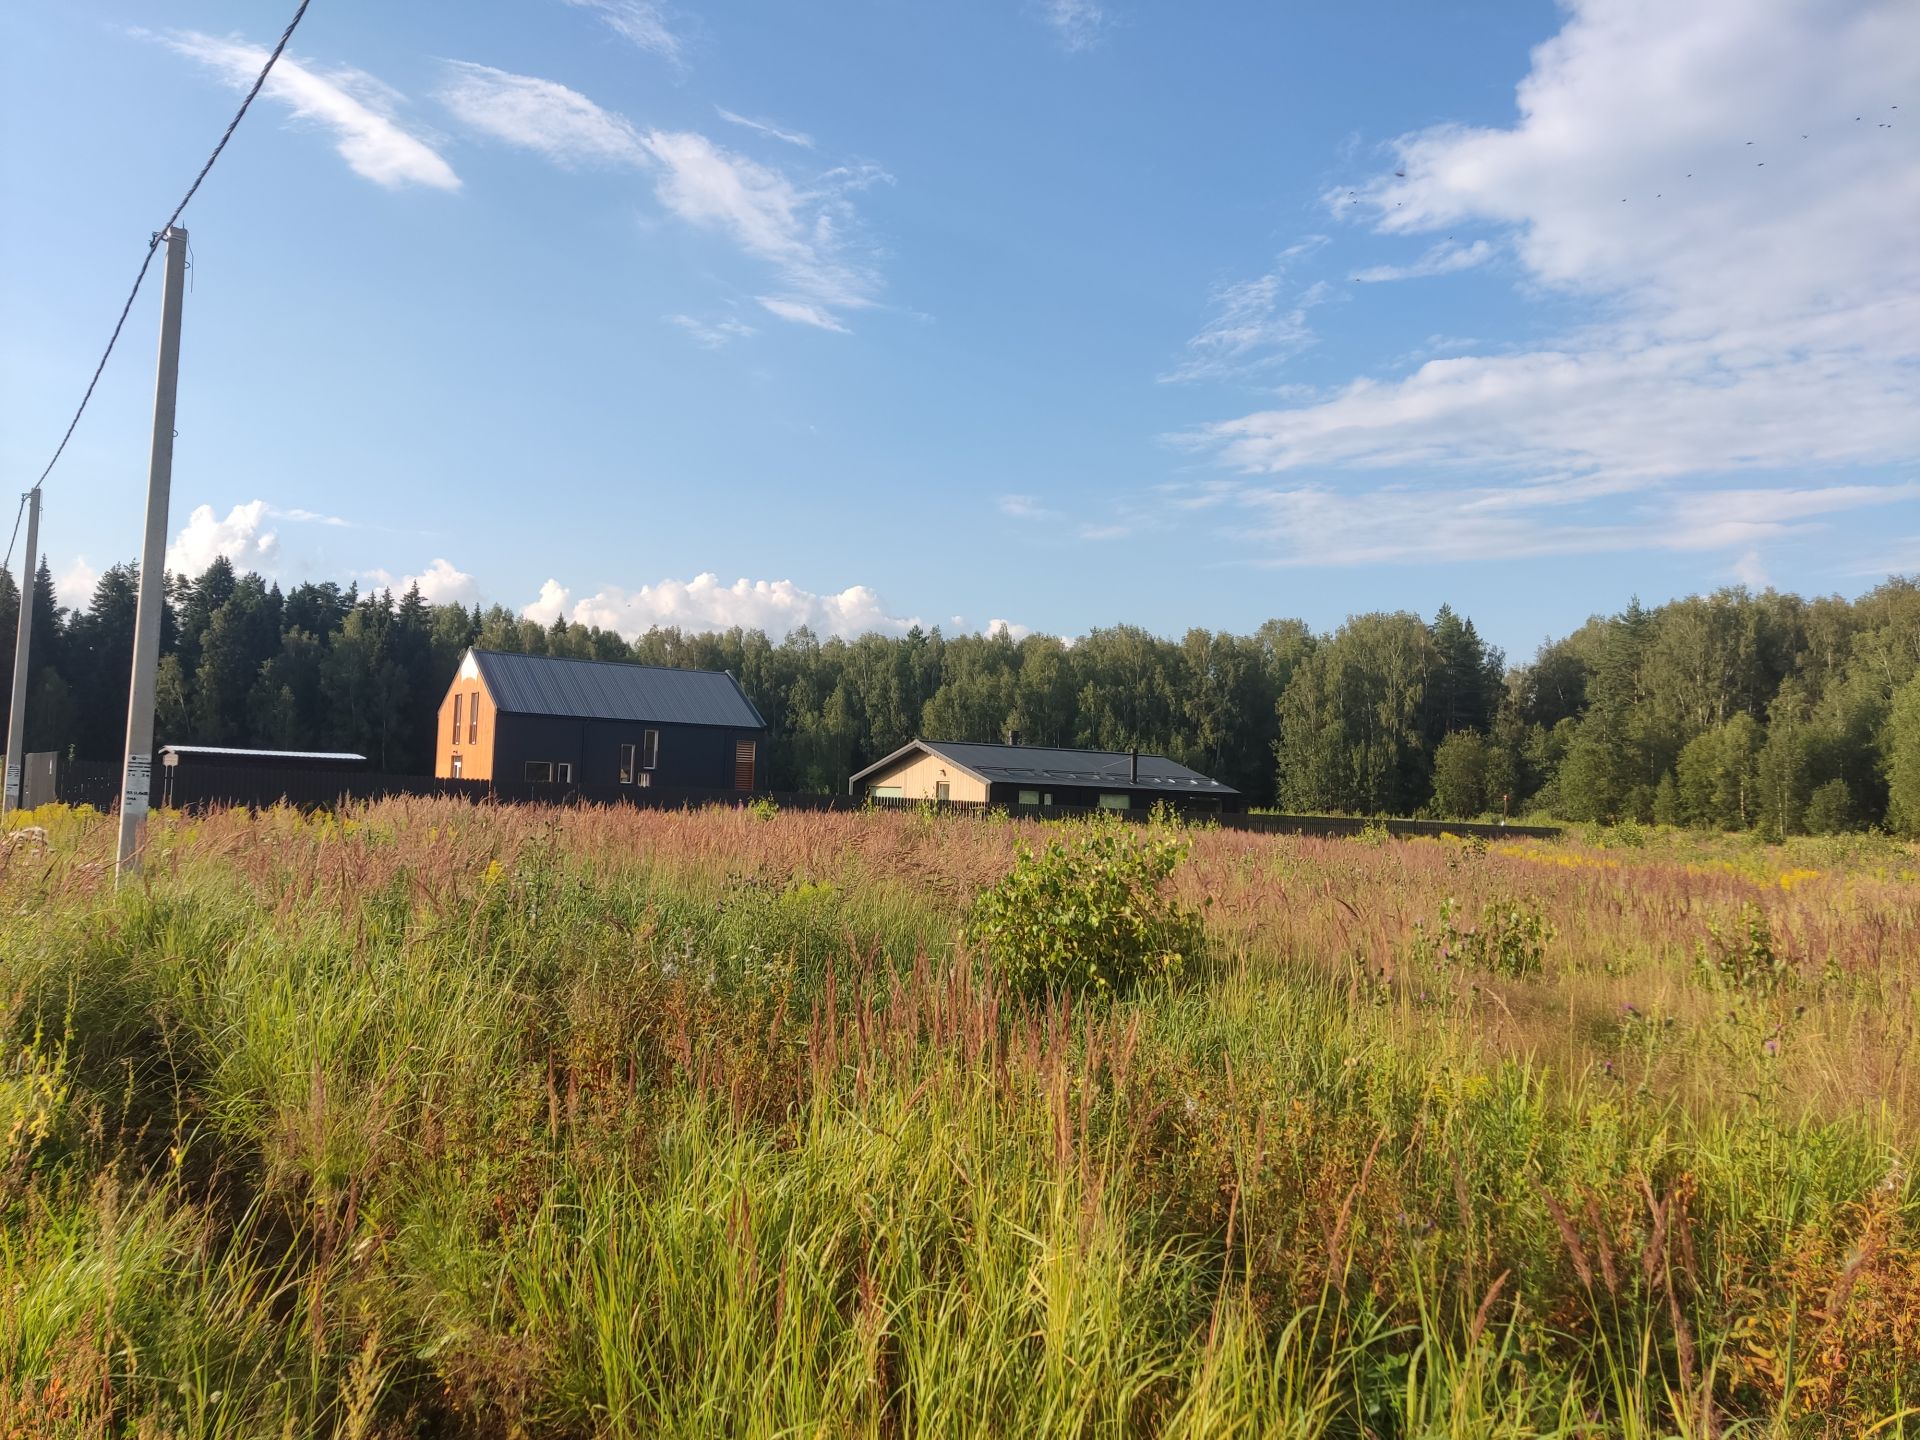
xmin=4 ymin=800 xmax=1919 ymax=1437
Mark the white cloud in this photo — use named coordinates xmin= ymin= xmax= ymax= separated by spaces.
xmin=987 ymin=618 xmax=1033 ymax=641
xmin=1185 ymin=0 xmax=1920 ymax=562
xmin=666 ymin=313 xmax=756 ymax=348
xmin=159 ymin=32 xmax=459 ymax=190
xmin=525 ymin=572 xmax=923 ymax=638
xmin=1162 ymin=242 xmax=1331 ymax=383
xmin=755 ymin=297 xmax=849 ymax=333
xmin=716 ymin=107 xmax=814 ymax=149
xmin=561 ymin=0 xmax=682 ymax=64
xmin=363 ymin=558 xmax=482 ymax=607
xmin=1212 ymin=478 xmax=1919 ymax=568
xmin=998 ymin=494 xmax=1061 ymax=521
xmin=275 ymin=507 xmax=352 ymax=527
xmin=436 ymin=62 xmax=645 ymax=167
xmin=54 ymin=556 xmax=100 ymax=607
xmin=1352 ymin=239 xmax=1496 ymax=284
xmin=167 ymin=501 xmax=280 ymax=576
xmin=1732 ymin=550 xmax=1770 ymax=590
xmin=1038 ymin=0 xmax=1110 ymax=52
xmin=438 ymin=66 xmax=884 ymax=329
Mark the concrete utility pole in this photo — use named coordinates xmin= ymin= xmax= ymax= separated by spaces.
xmin=116 ymin=227 xmax=188 ymax=880
xmin=2 ymin=487 xmax=42 ymax=816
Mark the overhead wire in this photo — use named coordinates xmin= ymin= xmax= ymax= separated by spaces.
xmin=27 ymin=0 xmax=314 ymax=495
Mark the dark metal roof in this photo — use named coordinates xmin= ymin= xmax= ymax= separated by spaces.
xmin=850 ymin=740 xmax=1237 ymax=794
xmin=469 ymin=649 xmax=765 ymax=730
xmin=161 ymin=745 xmax=367 ymax=763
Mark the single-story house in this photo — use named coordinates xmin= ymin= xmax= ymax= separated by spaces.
xmin=849 ymin=739 xmax=1240 ymax=813
xmin=435 ymin=648 xmax=767 ymax=791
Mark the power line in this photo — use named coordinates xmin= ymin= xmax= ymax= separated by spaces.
xmin=3 ymin=493 xmax=24 ymax=575
xmin=28 ymin=0 xmax=314 ymax=494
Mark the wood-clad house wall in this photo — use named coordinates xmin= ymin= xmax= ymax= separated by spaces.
xmin=435 ymin=652 xmax=496 ymax=780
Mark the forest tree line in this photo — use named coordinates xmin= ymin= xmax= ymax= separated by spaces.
xmin=5 ymin=555 xmax=1920 ymax=834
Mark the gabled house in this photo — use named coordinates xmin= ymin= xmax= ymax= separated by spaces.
xmin=849 ymin=739 xmax=1240 ymax=813
xmin=435 ymin=648 xmax=767 ymax=792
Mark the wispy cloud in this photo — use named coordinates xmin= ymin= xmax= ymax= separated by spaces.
xmin=1037 ymin=0 xmax=1111 ymax=52
xmin=439 ymin=65 xmax=884 ymax=330
xmin=1206 ymin=478 xmax=1920 ymax=568
xmin=666 ymin=313 xmax=756 ymax=348
xmin=437 ymin=62 xmax=644 ymax=166
xmin=1179 ymin=0 xmax=1920 ymax=567
xmin=1352 ymin=239 xmax=1495 ymax=284
xmin=716 ymin=107 xmax=814 ymax=149
xmin=1162 ymin=242 xmax=1331 ymax=384
xmin=561 ymin=0 xmax=683 ymax=64
xmin=998 ymin=494 xmax=1062 ymax=521
xmin=157 ymin=32 xmax=459 ymax=190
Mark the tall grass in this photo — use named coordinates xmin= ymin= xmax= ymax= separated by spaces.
xmin=3 ymin=798 xmax=1917 ymax=1435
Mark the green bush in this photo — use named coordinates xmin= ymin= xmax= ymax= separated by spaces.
xmin=962 ymin=823 xmax=1205 ymax=997
xmin=1412 ymin=894 xmax=1555 ymax=978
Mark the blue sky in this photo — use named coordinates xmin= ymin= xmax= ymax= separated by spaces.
xmin=3 ymin=0 xmax=1915 ymax=659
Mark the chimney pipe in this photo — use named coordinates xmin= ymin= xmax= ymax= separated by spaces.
xmin=1130 ymin=747 xmax=1138 ymax=783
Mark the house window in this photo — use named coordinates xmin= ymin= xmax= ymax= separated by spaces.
xmin=870 ymin=786 xmax=904 ymax=799
xmin=635 ymin=771 xmax=651 ymax=788
xmin=468 ymin=693 xmax=479 ymax=744
xmin=619 ymin=743 xmax=636 ymax=783
xmin=935 ymin=782 xmax=951 ymax=802
xmin=556 ymin=762 xmax=573 ymax=784
xmin=642 ymin=729 xmax=659 ymax=769
xmin=1018 ymin=789 xmax=1040 ymax=805
xmin=525 ymin=761 xmax=553 ymax=783
xmin=733 ymin=740 xmax=756 ymax=791
xmin=451 ymin=754 xmax=463 ymax=778
xmin=1097 ymin=793 xmax=1130 ymax=810
xmin=452 ymin=694 xmax=463 ymax=743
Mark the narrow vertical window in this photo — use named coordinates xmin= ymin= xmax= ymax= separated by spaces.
xmin=642 ymin=729 xmax=659 ymax=770
xmin=468 ymin=693 xmax=479 ymax=744
xmin=935 ymin=782 xmax=951 ymax=803
xmin=619 ymin=743 xmax=636 ymax=784
xmin=733 ymin=740 xmax=756 ymax=791
xmin=556 ymin=762 xmax=572 ymax=784
xmin=450 ymin=755 xmax=463 ymax=778
xmin=452 ymin=693 xmax=463 ymax=744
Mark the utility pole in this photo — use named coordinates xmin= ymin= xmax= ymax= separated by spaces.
xmin=2 ymin=487 xmax=42 ymax=816
xmin=116 ymin=227 xmax=188 ymax=880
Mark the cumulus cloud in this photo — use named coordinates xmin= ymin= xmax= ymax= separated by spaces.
xmin=1162 ymin=242 xmax=1331 ymax=383
xmin=1037 ymin=0 xmax=1110 ymax=52
xmin=437 ymin=65 xmax=883 ymax=329
xmin=524 ymin=572 xmax=923 ymax=639
xmin=1184 ymin=0 xmax=1920 ymax=563
xmin=167 ymin=501 xmax=280 ymax=576
xmin=363 ymin=558 xmax=482 ymax=607
xmin=158 ymin=32 xmax=459 ymax=190
xmin=54 ymin=557 xmax=100 ymax=608
xmin=561 ymin=0 xmax=682 ymax=63
xmin=987 ymin=618 xmax=1033 ymax=641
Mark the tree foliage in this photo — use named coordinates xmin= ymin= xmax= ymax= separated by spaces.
xmin=3 ymin=557 xmax=1917 ymax=833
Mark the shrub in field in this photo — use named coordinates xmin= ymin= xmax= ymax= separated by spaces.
xmin=1698 ymin=902 xmax=1790 ymax=992
xmin=1412 ymin=894 xmax=1555 ymax=977
xmin=962 ymin=823 xmax=1205 ymax=997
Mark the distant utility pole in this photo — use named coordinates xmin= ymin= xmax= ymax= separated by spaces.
xmin=2 ymin=487 xmax=42 ymax=816
xmin=116 ymin=226 xmax=188 ymax=880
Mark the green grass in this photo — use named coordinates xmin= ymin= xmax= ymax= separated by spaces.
xmin=3 ymin=798 xmax=1918 ymax=1436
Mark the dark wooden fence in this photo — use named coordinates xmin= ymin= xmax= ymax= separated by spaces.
xmin=45 ymin=761 xmax=1558 ymax=842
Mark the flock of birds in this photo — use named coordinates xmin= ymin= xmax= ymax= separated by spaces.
xmin=1339 ymin=104 xmax=1902 ymax=213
